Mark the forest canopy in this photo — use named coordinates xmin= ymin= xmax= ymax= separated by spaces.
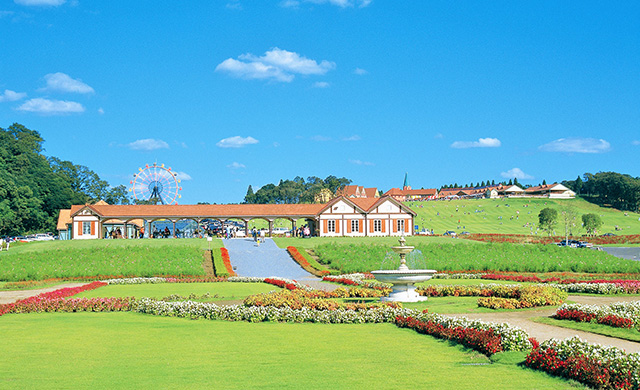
xmin=0 ymin=123 xmax=129 ymax=236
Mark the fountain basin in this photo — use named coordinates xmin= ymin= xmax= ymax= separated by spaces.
xmin=371 ymin=269 xmax=436 ymax=302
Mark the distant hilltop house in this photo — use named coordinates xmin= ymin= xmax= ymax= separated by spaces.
xmin=443 ymin=183 xmax=575 ymax=200
xmin=384 ymin=173 xmax=439 ymax=201
xmin=57 ymin=195 xmax=416 ymax=239
xmin=335 ymin=185 xmax=380 ymax=199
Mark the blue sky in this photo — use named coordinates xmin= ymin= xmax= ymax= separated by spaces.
xmin=1 ymin=1 xmax=638 ymax=204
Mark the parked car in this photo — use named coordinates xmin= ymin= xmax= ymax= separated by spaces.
xmin=417 ymin=229 xmax=433 ymax=235
xmin=444 ymin=231 xmax=457 ymax=237
xmin=460 ymin=231 xmax=470 ymax=236
xmin=271 ymin=227 xmax=290 ymax=235
xmin=601 ymin=233 xmax=617 ymax=237
xmin=34 ymin=233 xmax=54 ymax=241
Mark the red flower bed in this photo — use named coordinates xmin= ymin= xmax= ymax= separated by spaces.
xmin=395 ymin=316 xmax=503 ymax=356
xmin=0 ymin=281 xmax=108 ymax=317
xmin=597 ymin=315 xmax=634 ymax=329
xmin=525 ymin=347 xmax=635 ymax=389
xmin=465 ymin=233 xmax=640 ymax=246
xmin=220 ymin=248 xmax=236 ymax=276
xmin=286 ymin=246 xmax=330 ymax=276
xmin=553 ymin=309 xmax=597 ymax=323
xmin=165 ymin=277 xmax=228 ymax=283
xmin=264 ymin=278 xmax=299 ymax=290
xmin=6 ymin=297 xmax=134 ymax=315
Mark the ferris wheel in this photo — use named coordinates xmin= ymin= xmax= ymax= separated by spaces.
xmin=129 ymin=163 xmax=182 ymax=204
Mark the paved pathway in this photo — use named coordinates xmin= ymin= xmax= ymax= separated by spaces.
xmin=602 ymin=247 xmax=640 ymax=261
xmin=447 ymin=295 xmax=640 ymax=353
xmin=0 ymin=283 xmax=86 ymax=304
xmin=223 ymin=238 xmax=316 ymax=281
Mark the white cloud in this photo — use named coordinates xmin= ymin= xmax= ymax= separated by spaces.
xmin=42 ymin=72 xmax=94 ymax=94
xmin=175 ymin=171 xmax=192 ymax=181
xmin=127 ymin=139 xmax=169 ymax=151
xmin=434 ymin=133 xmax=444 ymax=139
xmin=632 ymin=140 xmax=640 ymax=146
xmin=451 ymin=137 xmax=501 ymax=149
xmin=216 ymin=136 xmax=259 ymax=148
xmin=216 ymin=48 xmax=335 ymax=83
xmin=501 ymin=168 xmax=534 ymax=180
xmin=313 ymin=81 xmax=330 ymax=88
xmin=349 ymin=159 xmax=374 ymax=166
xmin=227 ymin=162 xmax=246 ymax=169
xmin=14 ymin=0 xmax=65 ymax=6
xmin=0 ymin=89 xmax=27 ymax=102
xmin=539 ymin=137 xmax=611 ymax=154
xmin=284 ymin=0 xmax=372 ymax=8
xmin=311 ymin=135 xmax=331 ymax=142
xmin=353 ymin=67 xmax=368 ymax=75
xmin=97 ymin=107 xmax=104 ymax=114
xmin=342 ymin=135 xmax=361 ymax=141
xmin=16 ymin=98 xmax=84 ymax=114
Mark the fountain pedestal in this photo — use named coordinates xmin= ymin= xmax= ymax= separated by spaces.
xmin=371 ymin=236 xmax=436 ymax=302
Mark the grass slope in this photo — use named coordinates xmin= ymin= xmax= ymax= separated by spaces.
xmin=313 ymin=241 xmax=638 ymax=274
xmin=0 ymin=238 xmax=223 ymax=281
xmin=0 ymin=313 xmax=583 ymax=389
xmin=407 ymin=197 xmax=640 ymax=235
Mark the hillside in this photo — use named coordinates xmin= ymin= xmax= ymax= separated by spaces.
xmin=406 ymin=197 xmax=640 ymax=236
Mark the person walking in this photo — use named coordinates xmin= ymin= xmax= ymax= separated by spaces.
xmin=259 ymin=228 xmax=265 ymax=243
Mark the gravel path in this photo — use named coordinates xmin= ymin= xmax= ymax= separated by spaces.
xmin=0 ymin=283 xmax=86 ymax=304
xmin=447 ymin=294 xmax=640 ymax=353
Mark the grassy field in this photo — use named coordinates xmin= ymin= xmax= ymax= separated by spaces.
xmin=406 ymin=197 xmax=640 ymax=236
xmin=273 ymin=235 xmax=481 ymax=249
xmin=313 ymin=241 xmax=639 ymax=274
xmin=75 ymin=282 xmax=277 ymax=302
xmin=0 ymin=313 xmax=583 ymax=389
xmin=0 ymin=238 xmax=223 ymax=281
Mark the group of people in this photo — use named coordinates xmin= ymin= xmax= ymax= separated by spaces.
xmin=251 ymin=227 xmax=266 ymax=243
xmin=295 ymin=225 xmax=312 ymax=238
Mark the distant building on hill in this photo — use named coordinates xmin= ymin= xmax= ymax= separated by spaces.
xmin=524 ymin=183 xmax=576 ymax=198
xmin=335 ymin=185 xmax=380 ymax=198
xmin=383 ymin=172 xmax=438 ymax=201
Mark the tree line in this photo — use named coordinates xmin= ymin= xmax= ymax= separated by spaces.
xmin=244 ymin=176 xmax=351 ymax=204
xmin=563 ymin=172 xmax=640 ymax=212
xmin=0 ymin=123 xmax=129 ymax=236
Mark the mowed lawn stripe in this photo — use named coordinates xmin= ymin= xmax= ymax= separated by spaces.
xmin=0 ymin=313 xmax=583 ymax=389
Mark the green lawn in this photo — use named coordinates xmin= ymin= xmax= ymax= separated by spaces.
xmin=0 ymin=313 xmax=583 ymax=389
xmin=0 ymin=238 xmax=223 ymax=281
xmin=406 ymin=197 xmax=640 ymax=236
xmin=273 ymin=235 xmax=480 ymax=249
xmin=532 ymin=316 xmax=640 ymax=342
xmin=75 ymin=282 xmax=278 ymax=302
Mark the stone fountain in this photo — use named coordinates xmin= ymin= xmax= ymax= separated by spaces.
xmin=371 ymin=236 xmax=436 ymax=302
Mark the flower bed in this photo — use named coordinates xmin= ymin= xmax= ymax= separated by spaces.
xmin=322 ymin=273 xmax=391 ymax=291
xmin=220 ymin=248 xmax=236 ymax=277
xmin=286 ymin=246 xmax=331 ymax=277
xmin=243 ymin=289 xmax=398 ymax=311
xmin=482 ymin=273 xmax=640 ymax=293
xmin=395 ymin=316 xmax=503 ymax=356
xmin=0 ymin=281 xmax=109 ymax=316
xmin=416 ymin=284 xmax=567 ymax=309
xmin=525 ymin=336 xmax=640 ymax=389
xmin=553 ymin=302 xmax=640 ymax=330
xmin=464 ymin=233 xmax=640 ymax=246
xmin=398 ymin=311 xmax=533 ymax=353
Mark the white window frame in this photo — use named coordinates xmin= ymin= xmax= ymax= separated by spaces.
xmin=82 ymin=221 xmax=91 ymax=235
xmin=351 ymin=219 xmax=359 ymax=232
xmin=327 ymin=220 xmax=336 ymax=233
xmin=373 ymin=219 xmax=382 ymax=232
xmin=397 ymin=219 xmax=405 ymax=233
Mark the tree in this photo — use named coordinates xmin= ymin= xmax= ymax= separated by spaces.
xmin=244 ymin=185 xmax=255 ymax=204
xmin=542 ymin=179 xmax=547 ymax=186
xmin=538 ymin=207 xmax=558 ymax=236
xmin=560 ymin=206 xmax=578 ymax=242
xmin=513 ymin=177 xmax=520 ymax=187
xmin=507 ymin=179 xmax=513 ymax=186
xmin=582 ymin=213 xmax=603 ymax=236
